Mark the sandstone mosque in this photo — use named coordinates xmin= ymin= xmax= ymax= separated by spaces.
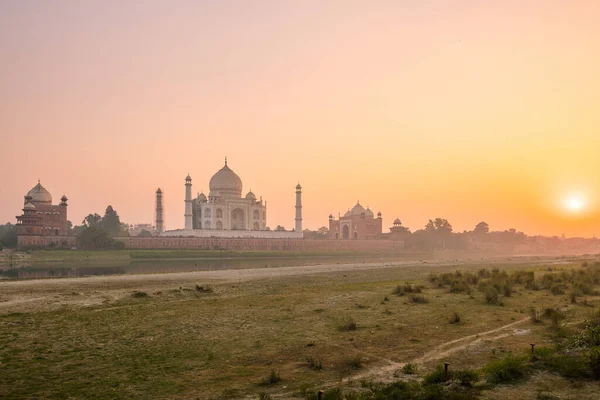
xmin=15 ymin=181 xmax=76 ymax=247
xmin=158 ymin=159 xmax=303 ymax=239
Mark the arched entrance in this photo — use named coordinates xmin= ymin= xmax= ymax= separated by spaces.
xmin=353 ymin=231 xmax=358 ymax=240
xmin=342 ymin=225 xmax=350 ymax=240
xmin=231 ymin=208 xmax=245 ymax=230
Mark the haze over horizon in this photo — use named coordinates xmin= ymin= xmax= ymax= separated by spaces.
xmin=1 ymin=1 xmax=599 ymax=237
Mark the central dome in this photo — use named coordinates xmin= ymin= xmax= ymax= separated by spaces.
xmin=209 ymin=160 xmax=242 ymax=198
xmin=27 ymin=181 xmax=52 ymax=204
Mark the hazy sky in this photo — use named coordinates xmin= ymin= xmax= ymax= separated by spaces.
xmin=1 ymin=1 xmax=599 ymax=236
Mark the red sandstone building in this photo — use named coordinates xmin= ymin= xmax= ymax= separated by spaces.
xmin=328 ymin=202 xmax=383 ymax=240
xmin=15 ymin=181 xmax=76 ymax=247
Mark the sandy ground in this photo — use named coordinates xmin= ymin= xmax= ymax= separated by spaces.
xmin=0 ymin=255 xmax=583 ymax=314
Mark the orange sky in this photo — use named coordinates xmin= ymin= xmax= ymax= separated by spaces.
xmin=1 ymin=1 xmax=599 ymax=237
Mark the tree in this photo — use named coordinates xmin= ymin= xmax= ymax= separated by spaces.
xmin=0 ymin=223 xmax=18 ymax=249
xmin=83 ymin=213 xmax=102 ymax=227
xmin=303 ymin=226 xmax=330 ymax=239
xmin=137 ymin=229 xmax=152 ymax=237
xmin=433 ymin=218 xmax=453 ymax=235
xmin=473 ymin=221 xmax=489 ymax=235
xmin=275 ymin=225 xmax=286 ymax=231
xmin=99 ymin=206 xmax=121 ymax=237
xmin=76 ymin=226 xmax=113 ymax=249
xmin=118 ymin=223 xmax=130 ymax=237
xmin=66 ymin=220 xmax=73 ymax=234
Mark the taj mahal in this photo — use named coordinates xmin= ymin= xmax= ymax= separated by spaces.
xmin=158 ymin=159 xmax=303 ymax=239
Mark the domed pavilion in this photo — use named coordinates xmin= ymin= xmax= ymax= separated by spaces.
xmin=15 ymin=181 xmax=75 ymax=247
xmin=328 ymin=201 xmax=383 ymax=240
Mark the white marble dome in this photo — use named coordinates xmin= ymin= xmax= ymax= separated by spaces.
xmin=27 ymin=182 xmax=52 ymax=203
xmin=209 ymin=161 xmax=242 ymax=198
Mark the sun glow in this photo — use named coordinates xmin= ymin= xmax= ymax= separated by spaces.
xmin=563 ymin=194 xmax=587 ymax=213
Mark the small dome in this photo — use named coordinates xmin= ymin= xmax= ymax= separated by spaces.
xmin=343 ymin=209 xmax=352 ymax=218
xmin=60 ymin=195 xmax=68 ymax=202
xmin=245 ymin=190 xmax=256 ymax=201
xmin=394 ymin=218 xmax=402 ymax=226
xmin=24 ymin=202 xmax=36 ymax=210
xmin=296 ymin=183 xmax=302 ymax=190
xmin=209 ymin=160 xmax=243 ymax=198
xmin=351 ymin=202 xmax=365 ymax=216
xmin=27 ymin=182 xmax=52 ymax=203
xmin=377 ymin=211 xmax=382 ymax=217
xmin=156 ymin=188 xmax=162 ymax=194
xmin=185 ymin=174 xmax=192 ymax=181
xmin=365 ymin=207 xmax=374 ymax=217
xmin=197 ymin=192 xmax=207 ymax=201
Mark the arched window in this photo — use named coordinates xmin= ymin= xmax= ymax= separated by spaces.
xmin=204 ymin=208 xmax=212 ymax=218
xmin=216 ymin=221 xmax=223 ymax=230
xmin=353 ymin=231 xmax=358 ymax=240
xmin=253 ymin=222 xmax=260 ymax=230
xmin=253 ymin=210 xmax=259 ymax=219
xmin=335 ymin=232 xmax=339 ymax=239
xmin=216 ymin=209 xmax=223 ymax=218
xmin=204 ymin=220 xmax=211 ymax=229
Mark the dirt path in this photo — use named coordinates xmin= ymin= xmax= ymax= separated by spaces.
xmin=346 ymin=316 xmax=531 ymax=383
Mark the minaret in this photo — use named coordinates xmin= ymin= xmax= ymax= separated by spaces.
xmin=184 ymin=174 xmax=193 ymax=230
xmin=155 ymin=188 xmax=164 ymax=234
xmin=295 ymin=183 xmax=302 ymax=232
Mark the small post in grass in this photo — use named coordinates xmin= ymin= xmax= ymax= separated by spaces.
xmin=318 ymin=390 xmax=324 ymax=400
xmin=444 ymin=362 xmax=450 ymax=381
xmin=530 ymin=343 xmax=536 ymax=361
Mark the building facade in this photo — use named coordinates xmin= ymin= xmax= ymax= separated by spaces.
xmin=328 ymin=202 xmax=383 ymax=240
xmin=160 ymin=159 xmax=303 ymax=238
xmin=15 ymin=181 xmax=76 ymax=247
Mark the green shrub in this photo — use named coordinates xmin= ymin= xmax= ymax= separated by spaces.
xmin=529 ymin=307 xmax=541 ymax=323
xmin=402 ymin=362 xmax=417 ymax=374
xmin=131 ymin=291 xmax=149 ymax=298
xmin=484 ymin=355 xmax=528 ymax=384
xmin=454 ymin=369 xmax=479 ymax=386
xmin=423 ymin=364 xmax=447 ymax=385
xmin=484 ymin=287 xmax=499 ymax=305
xmin=341 ymin=356 xmax=362 ymax=370
xmin=589 ymin=347 xmax=600 ymax=380
xmin=539 ymin=351 xmax=592 ymax=379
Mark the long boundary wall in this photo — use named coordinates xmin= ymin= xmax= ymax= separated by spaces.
xmin=120 ymin=237 xmax=404 ymax=252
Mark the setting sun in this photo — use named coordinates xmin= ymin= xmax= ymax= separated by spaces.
xmin=564 ymin=194 xmax=587 ymax=213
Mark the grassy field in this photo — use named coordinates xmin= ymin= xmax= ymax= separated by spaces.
xmin=1 ymin=256 xmax=600 ymax=399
